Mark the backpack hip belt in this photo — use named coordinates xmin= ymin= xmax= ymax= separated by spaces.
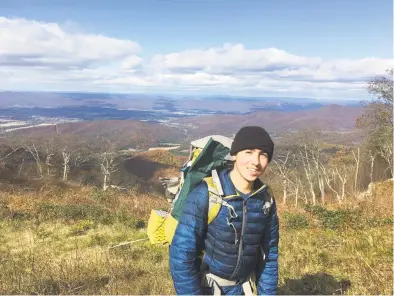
xmin=201 ymin=272 xmax=255 ymax=295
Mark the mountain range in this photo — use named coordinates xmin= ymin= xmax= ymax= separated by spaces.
xmin=0 ymin=91 xmax=365 ymax=146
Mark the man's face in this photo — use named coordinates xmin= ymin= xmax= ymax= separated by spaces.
xmin=232 ymin=149 xmax=269 ymax=183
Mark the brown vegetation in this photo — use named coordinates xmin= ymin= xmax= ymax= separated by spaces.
xmin=0 ymin=178 xmax=391 ymax=295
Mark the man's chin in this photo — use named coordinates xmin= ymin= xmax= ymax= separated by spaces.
xmin=244 ymin=174 xmax=260 ymax=183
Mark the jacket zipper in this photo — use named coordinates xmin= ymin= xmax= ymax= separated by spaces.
xmin=230 ymin=199 xmax=247 ymax=280
xmin=229 ymin=186 xmax=268 ymax=280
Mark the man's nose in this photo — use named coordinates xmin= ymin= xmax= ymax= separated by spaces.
xmin=251 ymin=153 xmax=260 ymax=165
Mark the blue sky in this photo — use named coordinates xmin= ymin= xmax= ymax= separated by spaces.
xmin=0 ymin=0 xmax=393 ymax=100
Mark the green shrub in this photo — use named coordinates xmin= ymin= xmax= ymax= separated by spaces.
xmin=69 ymin=220 xmax=95 ymax=236
xmin=90 ymin=188 xmax=120 ymax=208
xmin=0 ymin=204 xmax=10 ymax=220
xmin=89 ymin=234 xmax=108 ymax=247
xmin=114 ymin=209 xmax=146 ymax=229
xmin=304 ymin=205 xmax=362 ymax=229
xmin=367 ymin=217 xmax=393 ymax=227
xmin=317 ymin=251 xmax=330 ymax=265
xmin=0 ymin=204 xmax=32 ymax=221
xmin=282 ymin=212 xmax=309 ymax=229
xmin=38 ymin=204 xmax=114 ymax=224
xmin=12 ymin=211 xmax=32 ymax=221
xmin=36 ymin=228 xmax=52 ymax=239
xmin=91 ymin=188 xmax=107 ymax=202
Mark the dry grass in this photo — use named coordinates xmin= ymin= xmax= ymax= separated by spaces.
xmin=278 ymin=226 xmax=392 ymax=295
xmin=0 ymin=184 xmax=174 ymax=294
xmin=0 ymin=220 xmax=174 ymax=295
xmin=0 ymin=182 xmax=392 ymax=295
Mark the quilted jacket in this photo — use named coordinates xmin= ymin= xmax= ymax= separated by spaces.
xmin=169 ymin=168 xmax=279 ymax=295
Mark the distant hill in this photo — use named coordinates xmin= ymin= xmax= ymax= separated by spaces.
xmin=0 ymin=91 xmax=361 ymax=115
xmin=172 ymin=104 xmax=363 ymax=141
xmin=3 ymin=104 xmax=365 ymax=147
xmin=5 ymin=120 xmax=186 ymax=150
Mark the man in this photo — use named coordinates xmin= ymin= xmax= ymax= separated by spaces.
xmin=169 ymin=126 xmax=279 ymax=295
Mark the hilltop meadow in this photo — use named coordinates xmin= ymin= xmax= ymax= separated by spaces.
xmin=0 ymin=179 xmax=392 ymax=295
xmin=0 ymin=69 xmax=393 ymax=295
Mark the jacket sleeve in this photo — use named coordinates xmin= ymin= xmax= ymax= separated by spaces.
xmin=169 ymin=183 xmax=209 ymax=295
xmin=255 ymin=197 xmax=279 ymax=295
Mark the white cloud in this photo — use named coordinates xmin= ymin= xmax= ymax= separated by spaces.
xmin=121 ymin=56 xmax=144 ymax=70
xmin=0 ymin=17 xmax=141 ymax=69
xmin=151 ymin=44 xmax=391 ymax=83
xmin=151 ymin=44 xmax=321 ymax=74
xmin=0 ymin=17 xmax=392 ymax=100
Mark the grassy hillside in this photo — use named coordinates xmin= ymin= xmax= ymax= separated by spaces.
xmin=0 ymin=179 xmax=392 ymax=295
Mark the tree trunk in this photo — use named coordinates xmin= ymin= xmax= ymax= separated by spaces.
xmin=295 ymin=182 xmax=300 ymax=207
xmin=318 ymin=178 xmax=325 ymax=203
xmin=103 ymin=174 xmax=108 ymax=191
xmin=370 ymin=151 xmax=376 ymax=183
xmin=352 ymin=148 xmax=360 ymax=193
xmin=63 ymin=163 xmax=68 ymax=181
xmin=62 ymin=149 xmax=71 ymax=181
xmin=304 ymin=167 xmax=316 ymax=205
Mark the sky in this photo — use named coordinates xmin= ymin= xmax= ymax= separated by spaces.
xmin=0 ymin=0 xmax=393 ymax=100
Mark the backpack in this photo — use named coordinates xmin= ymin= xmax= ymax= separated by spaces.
xmin=147 ymin=135 xmax=234 ymax=245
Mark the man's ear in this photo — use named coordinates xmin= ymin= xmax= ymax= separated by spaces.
xmin=231 ymin=155 xmax=236 ymax=161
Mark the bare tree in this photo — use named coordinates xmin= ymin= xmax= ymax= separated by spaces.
xmin=74 ymin=152 xmax=90 ymax=168
xmin=369 ymin=150 xmax=377 ymax=184
xmin=351 ymin=147 xmax=360 ymax=193
xmin=310 ymin=146 xmax=325 ymax=203
xmin=321 ymin=165 xmax=341 ymax=202
xmin=18 ymin=157 xmax=25 ymax=177
xmin=290 ymin=129 xmax=327 ymax=205
xmin=98 ymin=138 xmax=120 ymax=191
xmin=272 ymin=151 xmax=293 ymax=204
xmin=23 ymin=141 xmax=43 ymax=178
xmin=299 ymin=144 xmax=316 ymax=205
xmin=0 ymin=146 xmax=23 ymax=162
xmin=335 ymin=166 xmax=348 ymax=202
xmin=62 ymin=147 xmax=71 ymax=181
xmin=43 ymin=139 xmax=56 ymax=177
xmin=57 ymin=135 xmax=92 ymax=182
xmin=100 ymin=151 xmax=119 ymax=191
xmin=321 ymin=164 xmax=348 ymax=203
xmin=292 ymin=174 xmax=302 ymax=206
xmin=45 ymin=151 xmax=55 ymax=176
xmin=0 ymin=137 xmax=25 ymax=173
xmin=379 ymin=143 xmax=393 ymax=176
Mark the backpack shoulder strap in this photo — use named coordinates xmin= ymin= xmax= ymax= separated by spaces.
xmin=203 ymin=170 xmax=224 ymax=224
xmin=262 ymin=185 xmax=274 ymax=215
xmin=203 ymin=169 xmax=239 ymax=224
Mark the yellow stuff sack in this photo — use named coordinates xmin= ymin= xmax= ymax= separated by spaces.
xmin=146 ymin=176 xmax=225 ymax=245
xmin=164 ymin=214 xmax=179 ymax=244
xmin=147 ymin=209 xmax=169 ymax=244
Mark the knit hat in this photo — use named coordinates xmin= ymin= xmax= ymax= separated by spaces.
xmin=230 ymin=126 xmax=274 ymax=161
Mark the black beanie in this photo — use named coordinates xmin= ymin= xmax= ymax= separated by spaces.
xmin=230 ymin=126 xmax=274 ymax=161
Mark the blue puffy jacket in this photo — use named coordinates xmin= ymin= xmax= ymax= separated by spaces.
xmin=169 ymin=168 xmax=279 ymax=295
